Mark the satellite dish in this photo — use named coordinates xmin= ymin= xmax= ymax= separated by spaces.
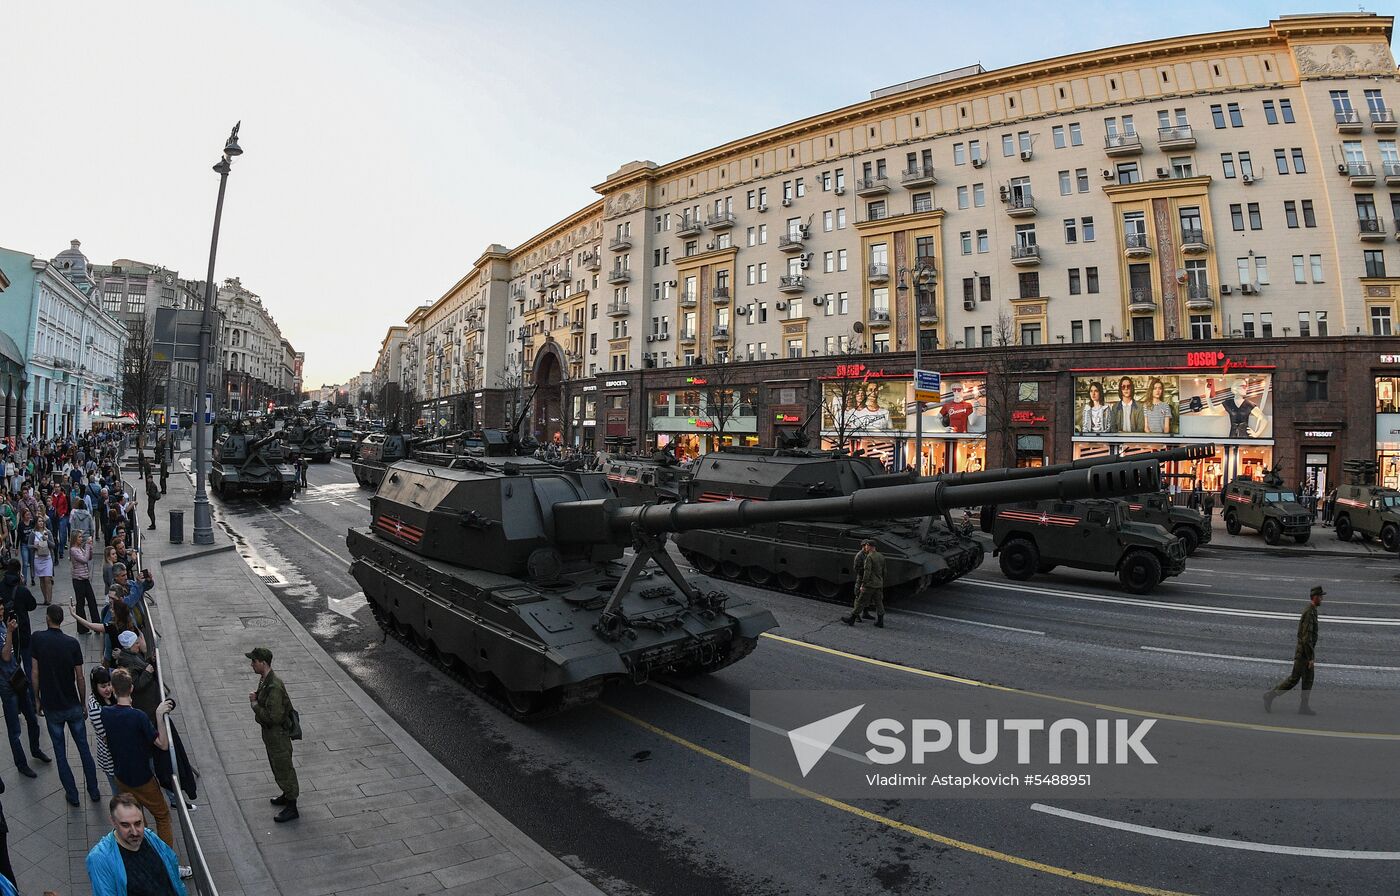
xmin=852 ymin=321 xmax=866 ymax=334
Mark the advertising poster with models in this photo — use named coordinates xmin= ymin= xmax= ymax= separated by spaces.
xmin=1073 ymin=373 xmax=1272 ymax=440
xmin=821 ymin=376 xmax=988 ymax=436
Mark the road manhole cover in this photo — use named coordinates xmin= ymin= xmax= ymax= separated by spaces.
xmin=239 ymin=616 xmax=276 ymax=628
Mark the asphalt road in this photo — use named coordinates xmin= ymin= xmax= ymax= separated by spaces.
xmin=211 ymin=458 xmax=1400 ymax=896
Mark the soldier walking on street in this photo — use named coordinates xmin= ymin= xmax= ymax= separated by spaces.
xmin=248 ymin=647 xmax=299 ymax=822
xmin=842 ymin=540 xmax=886 ymax=628
xmin=1264 ymin=586 xmax=1323 ymax=715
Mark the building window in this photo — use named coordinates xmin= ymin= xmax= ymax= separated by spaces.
xmin=1301 ymin=200 xmax=1316 ymax=228
xmin=980 ymin=325 xmax=992 ymax=346
xmin=1310 ymin=255 xmax=1324 ymax=283
xmin=1230 ymin=204 xmax=1245 ymax=231
xmin=1284 ymin=201 xmax=1299 ymax=228
xmin=1068 ymin=269 xmax=1082 ymax=294
xmin=1064 ymin=218 xmax=1077 ymax=243
xmin=1211 ymin=104 xmax=1226 ymax=129
xmin=1247 ymin=203 xmax=1262 ymax=230
xmin=1274 ymin=149 xmax=1289 ymax=175
xmin=1131 ymin=317 xmax=1155 ymax=342
xmin=1052 ymin=126 xmax=1066 ymax=149
xmin=1019 ymin=323 xmax=1042 ymax=345
xmin=872 ymin=333 xmax=890 ymax=352
xmin=1189 ymin=315 xmax=1212 ymax=340
xmin=1071 ymin=320 xmax=1084 ymax=342
xmin=1305 ymin=371 xmax=1327 ymax=400
xmin=1221 ymin=153 xmax=1236 ymax=179
xmin=960 ymin=231 xmax=972 ymax=255
xmin=1293 ymin=255 xmax=1306 ymax=284
xmin=1242 ymin=313 xmax=1255 ymax=338
xmin=1372 ymin=306 xmax=1393 ymax=336
xmin=1298 ymin=311 xmax=1311 ymax=337
xmin=1365 ymin=250 xmax=1387 ymax=278
xmin=1260 ymin=312 xmax=1274 ymax=338
xmin=980 ymin=276 xmax=992 ymax=302
xmin=957 ymin=186 xmax=969 ymax=209
xmin=1082 ymin=217 xmax=1095 ymax=241
xmin=1116 ymin=162 xmax=1140 ymax=185
xmin=1086 ymin=267 xmax=1099 ymax=293
xmin=1291 ymin=148 xmax=1306 ymax=173
xmin=1076 ymin=168 xmax=1089 ymax=192
xmin=1059 ymin=170 xmax=1071 ymax=195
xmin=912 ymin=191 xmax=933 ymax=213
xmin=976 ymin=230 xmax=989 ymax=253
xmin=1317 ymin=311 xmax=1328 ymax=336
xmin=1263 ymin=100 xmax=1279 ymax=125
xmin=1018 ymin=271 xmax=1040 ymax=298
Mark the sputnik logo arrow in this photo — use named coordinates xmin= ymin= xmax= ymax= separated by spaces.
xmin=787 ymin=704 xmax=864 ymax=777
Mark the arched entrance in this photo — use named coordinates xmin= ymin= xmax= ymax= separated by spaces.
xmin=531 ymin=345 xmax=566 ymax=444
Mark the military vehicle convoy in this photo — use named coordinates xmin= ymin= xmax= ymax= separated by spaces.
xmin=347 ymin=448 xmax=1161 ymax=718
xmin=351 ymin=430 xmax=465 ymax=488
xmin=672 ymin=448 xmax=982 ymax=600
xmin=1119 ymin=491 xmax=1211 ymax=556
xmin=603 ymin=453 xmax=692 ymax=504
xmin=280 ymin=419 xmax=334 ymax=463
xmin=1222 ymin=465 xmax=1312 ymax=545
xmin=209 ymin=430 xmax=296 ymax=499
xmin=1331 ymin=461 xmax=1400 ymax=549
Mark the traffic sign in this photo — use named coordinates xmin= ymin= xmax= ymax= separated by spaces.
xmin=168 ymin=406 xmax=178 ymax=431
xmin=204 ymin=392 xmax=213 ymax=424
xmin=913 ymin=369 xmax=941 ymax=404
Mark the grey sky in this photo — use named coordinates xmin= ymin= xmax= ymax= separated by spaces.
xmin=0 ymin=0 xmax=1323 ymax=388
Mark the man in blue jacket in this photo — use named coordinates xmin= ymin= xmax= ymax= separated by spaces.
xmin=86 ymin=792 xmax=187 ymax=896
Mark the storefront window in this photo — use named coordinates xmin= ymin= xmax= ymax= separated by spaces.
xmin=820 ymin=373 xmax=987 ymax=474
xmin=1375 ymin=376 xmax=1400 ymax=487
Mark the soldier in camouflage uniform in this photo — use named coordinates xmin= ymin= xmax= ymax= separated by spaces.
xmin=248 ymin=647 xmax=300 ymax=821
xmin=1264 ymin=586 xmax=1322 ymax=716
xmin=842 ymin=540 xmax=886 ymax=628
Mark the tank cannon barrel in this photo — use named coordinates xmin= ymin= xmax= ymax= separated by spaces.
xmin=932 ymin=443 xmax=1216 ymax=487
xmin=413 ymin=431 xmax=467 ymax=449
xmin=247 ymin=431 xmax=282 ymax=451
xmin=554 ymin=459 xmax=1160 ymax=543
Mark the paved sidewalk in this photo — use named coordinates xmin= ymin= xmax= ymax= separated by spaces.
xmin=1203 ymin=509 xmax=1394 ymax=557
xmin=150 ymin=459 xmax=602 ymax=895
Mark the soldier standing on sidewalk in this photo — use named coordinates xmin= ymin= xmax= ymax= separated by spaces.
xmin=247 ymin=647 xmax=299 ymax=822
xmin=144 ymin=475 xmax=159 ymax=532
xmin=841 ymin=540 xmax=886 ymax=628
xmin=1264 ymin=586 xmax=1323 ymax=715
xmin=158 ymin=446 xmax=168 ymax=496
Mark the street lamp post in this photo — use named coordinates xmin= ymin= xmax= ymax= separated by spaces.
xmin=192 ymin=123 xmax=243 ymax=546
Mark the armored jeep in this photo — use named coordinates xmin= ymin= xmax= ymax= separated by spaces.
xmin=1331 ymin=484 xmax=1400 ymax=550
xmin=983 ymin=498 xmax=1186 ymax=594
xmin=1221 ymin=476 xmax=1312 ymax=545
xmin=1119 ymin=492 xmax=1211 ymax=556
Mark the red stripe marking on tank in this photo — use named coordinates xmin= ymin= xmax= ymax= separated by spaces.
xmin=374 ymin=516 xmax=423 ymax=543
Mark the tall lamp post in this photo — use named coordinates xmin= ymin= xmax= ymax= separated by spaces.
xmin=897 ymin=263 xmax=937 ymax=475
xmin=192 ymin=123 xmax=243 ymax=546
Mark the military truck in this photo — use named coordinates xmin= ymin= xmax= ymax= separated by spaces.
xmin=1330 ymin=462 xmax=1400 ymax=549
xmin=983 ymin=497 xmax=1186 ymax=593
xmin=1222 ymin=466 xmax=1312 ymax=545
xmin=333 ymin=428 xmax=361 ymax=459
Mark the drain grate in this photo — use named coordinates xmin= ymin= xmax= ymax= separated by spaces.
xmin=261 ymin=575 xmax=280 ymax=584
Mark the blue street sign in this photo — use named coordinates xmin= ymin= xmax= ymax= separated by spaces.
xmin=204 ymin=392 xmax=213 ymax=424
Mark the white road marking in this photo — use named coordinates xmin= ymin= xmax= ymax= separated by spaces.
xmin=896 ymin=607 xmax=1044 ymax=635
xmin=330 ymin=501 xmax=340 ymax=506
xmin=963 ymin=578 xmax=1400 ymax=626
xmin=1031 ymin=803 xmax=1400 ymax=860
xmin=647 ymin=682 xmax=870 ymax=765
xmin=1140 ymin=646 xmax=1400 ymax=672
xmin=287 ymin=507 xmax=303 ymax=515
xmin=328 ymin=590 xmax=367 ymax=620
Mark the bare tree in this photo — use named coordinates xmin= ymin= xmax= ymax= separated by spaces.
xmin=813 ymin=349 xmax=874 ymax=452
xmin=983 ymin=309 xmax=1019 ymax=469
xmin=696 ymin=359 xmax=751 ymax=447
xmin=495 ymin=368 xmax=527 ymax=439
xmin=120 ymin=322 xmax=168 ymax=473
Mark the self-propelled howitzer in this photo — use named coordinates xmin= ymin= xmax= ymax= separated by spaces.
xmin=346 ymin=456 xmax=1160 ymax=718
xmin=209 ymin=430 xmax=296 ymax=499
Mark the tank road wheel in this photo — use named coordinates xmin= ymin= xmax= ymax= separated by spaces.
xmin=998 ymin=538 xmax=1039 ymax=581
xmin=691 ymin=554 xmax=718 ymax=574
xmin=1224 ymin=512 xmax=1241 ymax=536
xmin=465 ymin=663 xmax=493 ymax=690
xmin=1261 ymin=519 xmax=1282 ymax=546
xmin=776 ymin=571 xmax=801 ymax=591
xmin=813 ymin=579 xmax=843 ymax=601
xmin=1383 ymin=524 xmax=1399 ymax=553
xmin=719 ymin=561 xmax=743 ymax=579
xmin=746 ymin=566 xmax=774 ymax=586
xmin=1293 ymin=532 xmax=1310 ymax=545
xmin=1173 ymin=526 xmax=1200 ymax=557
xmin=1118 ymin=550 xmax=1162 ymax=595
xmin=504 ymin=689 xmax=542 ymax=718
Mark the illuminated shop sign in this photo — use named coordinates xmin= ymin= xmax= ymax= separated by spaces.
xmin=774 ymin=414 xmax=802 ymax=424
xmin=1302 ymin=430 xmax=1335 ymax=439
xmin=1073 ymin=372 xmax=1274 ymax=440
xmin=604 ymin=380 xmax=629 ymax=388
xmin=822 ymin=377 xmax=987 ymax=436
xmin=686 ymin=376 xmax=709 ymax=385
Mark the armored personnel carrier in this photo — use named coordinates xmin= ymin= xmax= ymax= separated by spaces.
xmin=209 ymin=430 xmax=296 ymax=499
xmin=673 ymin=448 xmax=987 ymax=600
xmin=280 ymin=419 xmax=334 ymax=463
xmin=351 ymin=430 xmax=465 ymax=488
xmin=603 ymin=447 xmax=692 ymax=504
xmin=1331 ymin=460 xmax=1400 ymax=549
xmin=347 ymin=452 xmax=1160 ymax=717
xmin=1222 ymin=463 xmax=1312 ymax=545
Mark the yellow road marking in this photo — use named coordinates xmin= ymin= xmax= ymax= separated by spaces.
xmin=601 ymin=704 xmax=1194 ymax=896
xmin=760 ymin=632 xmax=1400 ymax=741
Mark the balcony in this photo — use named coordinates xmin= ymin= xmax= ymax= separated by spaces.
xmin=778 ymin=231 xmax=806 ymax=253
xmin=855 ymin=175 xmax=890 ymax=196
xmin=679 ymin=329 xmax=697 ymax=342
xmin=1360 ymin=218 xmax=1387 ymax=241
xmin=606 ymin=268 xmax=631 ymax=284
xmin=535 ymin=280 xmax=549 ymax=293
xmin=706 ymin=211 xmax=736 ymax=230
xmin=1374 ymin=109 xmax=1398 ymax=133
xmin=1124 ymin=232 xmax=1152 ymax=258
xmin=867 ymin=309 xmax=892 ymax=328
xmin=606 ymin=301 xmax=631 ymax=317
xmin=1010 ymin=244 xmax=1041 ymax=266
xmin=570 ymin=320 xmax=584 ymax=333
xmin=1384 ymin=161 xmax=1400 ymax=185
xmin=901 ymin=165 xmax=937 ymax=187
xmin=778 ymin=275 xmax=807 ymax=293
xmin=711 ymin=325 xmax=731 ymax=340
xmin=676 ymin=216 xmax=704 ymax=237
xmin=1127 ymin=288 xmax=1157 ymax=313
xmin=1335 ymin=110 xmax=1363 ymax=134
xmin=711 ymin=286 xmax=731 ymax=304
xmin=1185 ymin=285 xmax=1215 ymax=312
xmin=917 ymin=304 xmax=939 ymax=325
xmin=583 ymin=252 xmax=601 ymax=272
xmin=679 ymin=291 xmax=697 ymax=308
xmin=609 ymin=235 xmax=632 ymax=251
xmin=1005 ymin=191 xmax=1036 ymax=218
xmin=1104 ymin=131 xmax=1143 ymax=156
xmin=1180 ymin=228 xmax=1209 ymax=254
xmin=1344 ymin=160 xmax=1376 ymax=185
xmin=1157 ymin=124 xmax=1196 ymax=150
xmin=867 ymin=262 xmax=890 ymax=283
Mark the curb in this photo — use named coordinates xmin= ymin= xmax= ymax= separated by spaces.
xmin=1199 ymin=542 xmax=1391 ymax=560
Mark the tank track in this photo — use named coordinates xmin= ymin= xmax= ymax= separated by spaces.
xmin=367 ymin=600 xmax=598 ymax=722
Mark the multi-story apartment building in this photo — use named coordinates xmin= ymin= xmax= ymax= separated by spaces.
xmin=377 ymin=13 xmax=1400 ymax=492
xmin=372 ymin=325 xmax=408 ymax=419
xmin=0 ymin=242 xmax=125 ymax=437
xmin=218 ymin=277 xmax=291 ymax=412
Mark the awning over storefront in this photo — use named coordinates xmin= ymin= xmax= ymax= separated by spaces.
xmin=0 ymin=331 xmax=22 ymax=367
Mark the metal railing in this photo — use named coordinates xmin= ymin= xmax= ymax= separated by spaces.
xmin=1180 ymin=228 xmax=1206 ymax=246
xmin=1006 ymin=191 xmax=1035 ymax=212
xmin=1359 ymin=218 xmax=1386 ymax=236
xmin=1372 ymin=109 xmax=1397 ymax=126
xmin=1344 ymin=161 xmax=1373 ymax=178
xmin=901 ymin=165 xmax=936 ymax=183
xmin=1335 ymin=109 xmax=1362 ymax=126
xmin=1157 ymin=124 xmax=1194 ymax=143
xmin=1104 ymin=131 xmax=1142 ymax=151
xmin=1124 ymin=232 xmax=1150 ymax=251
xmin=1010 ymin=244 xmax=1040 ymax=261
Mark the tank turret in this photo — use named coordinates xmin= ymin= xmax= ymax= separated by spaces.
xmin=210 ymin=430 xmax=296 ymax=499
xmin=347 ymin=458 xmax=1159 ymax=718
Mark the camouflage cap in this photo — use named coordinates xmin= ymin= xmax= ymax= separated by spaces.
xmin=1310 ymin=586 xmax=1326 ymax=598
xmin=245 ymin=647 xmax=273 ymax=663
